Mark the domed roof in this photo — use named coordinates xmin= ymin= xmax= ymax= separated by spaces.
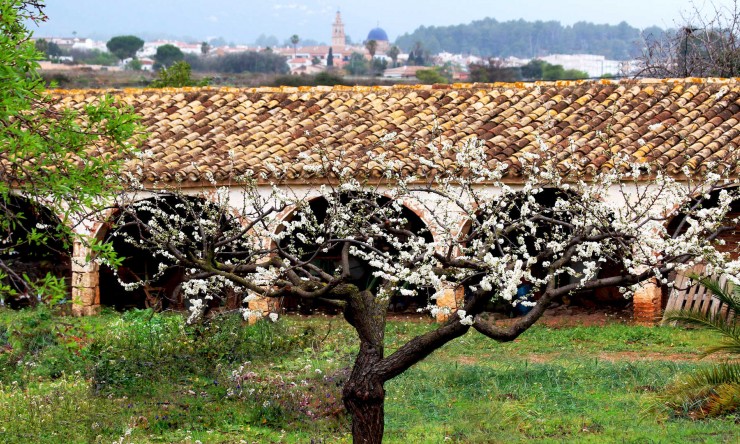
xmin=366 ymin=27 xmax=389 ymax=42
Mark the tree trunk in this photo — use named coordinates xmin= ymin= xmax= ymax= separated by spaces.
xmin=342 ymin=289 xmax=387 ymax=443
xmin=343 ymin=342 xmax=386 ymax=444
xmin=344 ymin=386 xmax=385 ymax=443
xmin=345 ymin=400 xmax=384 ymax=444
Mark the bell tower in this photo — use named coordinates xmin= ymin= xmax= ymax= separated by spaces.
xmin=331 ymin=10 xmax=345 ymax=52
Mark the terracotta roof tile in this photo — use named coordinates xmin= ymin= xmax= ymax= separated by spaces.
xmin=41 ymin=79 xmax=740 ymax=184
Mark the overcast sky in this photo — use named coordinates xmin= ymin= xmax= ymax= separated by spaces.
xmin=32 ymin=0 xmax=736 ymax=44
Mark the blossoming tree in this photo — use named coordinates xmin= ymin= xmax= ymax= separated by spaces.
xmin=111 ymin=134 xmax=740 ymax=443
xmin=0 ymin=1 xmax=138 ymax=304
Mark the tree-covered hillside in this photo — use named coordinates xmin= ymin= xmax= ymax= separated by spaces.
xmin=395 ymin=18 xmax=664 ymax=60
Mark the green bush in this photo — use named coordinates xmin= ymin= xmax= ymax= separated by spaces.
xmin=660 ymin=276 xmax=740 ymax=417
xmin=271 ymin=72 xmax=347 ymax=87
xmin=0 ymin=307 xmax=91 ymax=382
xmin=5 ymin=307 xmax=57 ymax=356
xmin=89 ymin=309 xmax=191 ymax=393
xmin=89 ymin=309 xmax=314 ymax=394
xmin=314 ymin=71 xmax=346 ymax=86
xmin=224 ymin=363 xmax=350 ymax=431
xmin=191 ymin=311 xmax=309 ymax=363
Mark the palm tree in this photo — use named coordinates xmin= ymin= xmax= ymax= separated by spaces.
xmin=388 ymin=45 xmax=399 ymax=67
xmin=365 ymin=39 xmax=377 ymax=58
xmin=661 ymin=275 xmax=740 ymax=417
xmin=290 ymin=34 xmax=299 ymax=57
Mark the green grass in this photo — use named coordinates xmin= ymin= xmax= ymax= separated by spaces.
xmin=0 ymin=307 xmax=737 ymax=443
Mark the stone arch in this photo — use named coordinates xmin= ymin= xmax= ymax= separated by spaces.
xmin=0 ymin=195 xmax=72 ymax=307
xmin=95 ymin=193 xmax=243 ymax=312
xmin=660 ymin=186 xmax=740 ymax=313
xmin=381 ymin=192 xmax=443 ymax=246
xmin=275 ymin=190 xmax=436 ymax=314
xmin=461 ymin=187 xmax=627 ymax=314
xmin=269 ymin=189 xmax=326 ymax=251
xmin=666 ymin=186 xmax=740 ymax=259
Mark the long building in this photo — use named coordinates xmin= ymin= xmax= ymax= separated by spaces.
xmin=7 ymin=78 xmax=740 ymax=323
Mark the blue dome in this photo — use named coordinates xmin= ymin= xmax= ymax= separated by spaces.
xmin=366 ymin=27 xmax=389 ymax=42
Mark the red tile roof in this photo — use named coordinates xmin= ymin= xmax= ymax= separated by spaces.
xmin=50 ymin=78 xmax=740 ymax=184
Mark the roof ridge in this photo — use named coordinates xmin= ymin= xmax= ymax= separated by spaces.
xmin=46 ymin=77 xmax=740 ymax=96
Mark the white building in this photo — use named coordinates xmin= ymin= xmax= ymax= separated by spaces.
xmin=539 ymin=54 xmax=632 ymax=78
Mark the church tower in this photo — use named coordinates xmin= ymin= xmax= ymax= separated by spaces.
xmin=331 ymin=10 xmax=345 ymax=52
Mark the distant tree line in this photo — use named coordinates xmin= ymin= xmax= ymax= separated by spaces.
xmin=186 ymin=51 xmax=288 ymax=75
xmin=343 ymin=52 xmax=388 ymax=76
xmin=270 ymin=71 xmax=347 ymax=87
xmin=34 ymin=38 xmax=62 ymax=58
xmin=469 ymin=59 xmax=589 ymax=82
xmin=395 ymin=18 xmax=661 ymax=60
xmin=35 ymin=39 xmax=119 ymax=66
xmin=35 ymin=37 xmax=288 ymax=76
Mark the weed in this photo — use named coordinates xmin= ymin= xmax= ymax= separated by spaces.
xmin=224 ymin=361 xmax=350 ymax=431
xmin=88 ymin=309 xmax=313 ymax=395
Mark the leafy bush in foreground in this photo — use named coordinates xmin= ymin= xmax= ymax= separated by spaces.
xmin=661 ymin=276 xmax=740 ymax=417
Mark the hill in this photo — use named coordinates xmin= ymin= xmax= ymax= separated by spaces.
xmin=395 ymin=18 xmax=665 ymax=60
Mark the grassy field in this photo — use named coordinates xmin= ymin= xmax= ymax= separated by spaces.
xmin=0 ymin=307 xmax=737 ymax=443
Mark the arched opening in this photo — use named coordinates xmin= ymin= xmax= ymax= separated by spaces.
xmin=667 ymin=187 xmax=740 ymax=259
xmin=0 ymin=195 xmax=71 ymax=307
xmin=463 ymin=188 xmax=627 ymax=316
xmin=663 ymin=187 xmax=740 ymax=312
xmin=277 ymin=192 xmax=435 ymax=314
xmin=98 ymin=194 xmax=243 ymax=311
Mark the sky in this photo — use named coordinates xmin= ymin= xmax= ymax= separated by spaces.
xmin=31 ymin=0 xmax=737 ymax=45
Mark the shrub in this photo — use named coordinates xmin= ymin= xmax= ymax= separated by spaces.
xmin=89 ymin=309 xmax=187 ymax=393
xmin=224 ymin=363 xmax=350 ymax=430
xmin=660 ymin=276 xmax=740 ymax=417
xmin=89 ymin=310 xmax=313 ymax=394
xmin=0 ymin=307 xmax=90 ymax=382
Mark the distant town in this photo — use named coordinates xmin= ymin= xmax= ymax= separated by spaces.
xmin=33 ymin=11 xmax=652 ymax=88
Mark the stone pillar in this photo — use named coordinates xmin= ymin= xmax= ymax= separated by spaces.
xmin=633 ymin=278 xmax=662 ymax=325
xmin=246 ymin=296 xmax=281 ymax=324
xmin=434 ymin=284 xmax=465 ymax=322
xmin=71 ymin=240 xmax=101 ymax=316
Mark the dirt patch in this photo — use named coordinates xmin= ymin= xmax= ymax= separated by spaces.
xmin=596 ymin=351 xmax=726 ymax=362
xmin=523 ymin=353 xmax=556 ymax=364
xmin=537 ymin=306 xmax=633 ymax=327
xmin=519 ymin=351 xmax=728 ymax=363
xmin=476 ymin=306 xmax=633 ymax=328
xmin=456 ymin=356 xmax=480 ymax=365
xmin=300 ymin=306 xmax=636 ymax=327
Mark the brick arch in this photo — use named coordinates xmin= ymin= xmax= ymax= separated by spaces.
xmin=88 ymin=206 xmax=121 ymax=242
xmin=92 ymin=193 xmax=245 ymax=312
xmin=655 ymin=186 xmax=740 ymax=315
xmin=2 ymin=193 xmax=73 ymax=247
xmin=268 ymin=189 xmax=326 ymax=251
xmin=271 ymin=189 xmax=439 ymax=314
xmin=0 ymin=194 xmax=73 ymax=307
xmin=91 ymin=190 xmax=256 ymax=244
xmin=269 ymin=190 xmax=441 ymax=246
xmin=456 ymin=186 xmax=629 ymax=310
xmin=456 ymin=186 xmax=593 ymax=240
xmin=276 ymin=190 xmax=438 ymax=242
xmin=70 ymin=205 xmax=120 ymax=316
xmin=665 ymin=185 xmax=740 ymax=259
